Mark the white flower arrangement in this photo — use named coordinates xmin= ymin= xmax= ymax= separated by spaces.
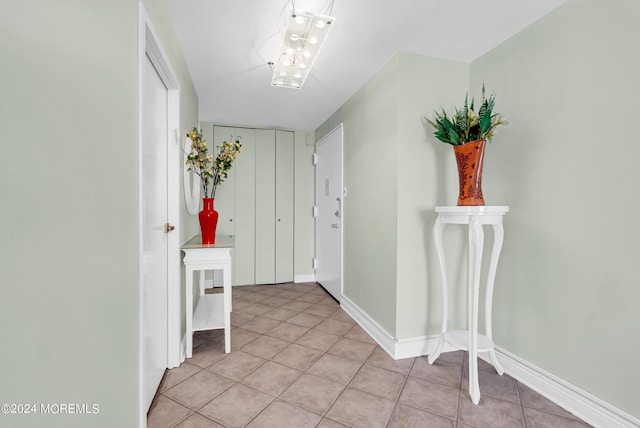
xmin=185 ymin=127 xmax=242 ymax=198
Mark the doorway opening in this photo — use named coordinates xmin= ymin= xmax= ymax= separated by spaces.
xmin=139 ymin=4 xmax=182 ymax=423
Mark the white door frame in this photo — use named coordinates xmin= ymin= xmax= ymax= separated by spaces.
xmin=315 ymin=123 xmax=344 ymax=300
xmin=138 ymin=4 xmax=181 ymax=425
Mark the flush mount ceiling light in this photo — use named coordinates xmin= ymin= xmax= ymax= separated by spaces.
xmin=271 ymin=9 xmax=335 ymax=89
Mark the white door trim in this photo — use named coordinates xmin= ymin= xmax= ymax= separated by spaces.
xmin=138 ymin=3 xmax=181 ymax=426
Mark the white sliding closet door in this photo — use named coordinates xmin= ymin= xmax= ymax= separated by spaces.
xmin=211 ymin=125 xmax=295 ymax=286
xmin=275 ymin=130 xmax=294 ymax=283
xmin=255 ymin=129 xmax=276 ymax=284
xmin=213 ymin=126 xmax=236 ymax=238
xmin=233 ymin=129 xmax=256 ymax=286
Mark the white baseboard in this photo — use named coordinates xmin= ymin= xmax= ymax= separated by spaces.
xmin=179 ymin=336 xmax=186 ymax=366
xmin=340 ymin=295 xmax=395 ymax=357
xmin=294 ymin=274 xmax=316 ymax=283
xmin=394 ymin=335 xmax=441 ymax=359
xmin=341 ymin=297 xmax=457 ymax=360
xmin=205 ymin=275 xmax=316 ymax=286
xmin=338 ymin=298 xmax=639 ymax=428
xmin=495 ymin=346 xmax=640 ymax=428
xmin=169 ymin=335 xmax=185 ymax=369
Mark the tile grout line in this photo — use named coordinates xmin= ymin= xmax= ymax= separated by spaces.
xmin=455 ymin=357 xmax=464 ymax=428
xmin=517 ymin=379 xmax=529 ymax=428
xmin=383 ymin=354 xmax=415 ymax=428
xmin=153 ymin=394 xmax=193 ymax=428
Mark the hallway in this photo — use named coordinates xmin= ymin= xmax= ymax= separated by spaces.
xmin=147 ymin=282 xmax=590 ymax=427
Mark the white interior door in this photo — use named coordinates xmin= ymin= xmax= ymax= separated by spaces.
xmin=315 ymin=124 xmax=343 ymax=301
xmin=142 ymin=54 xmax=168 ymax=412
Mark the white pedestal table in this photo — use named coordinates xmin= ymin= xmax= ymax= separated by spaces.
xmin=181 ymin=235 xmax=234 ymax=357
xmin=428 ymin=206 xmax=509 ymax=405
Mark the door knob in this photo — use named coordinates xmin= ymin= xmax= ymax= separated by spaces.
xmin=331 ymin=223 xmax=338 ymax=229
xmin=164 ymin=223 xmax=175 ymax=233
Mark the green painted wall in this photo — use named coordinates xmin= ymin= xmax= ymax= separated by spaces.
xmin=396 ymin=53 xmax=469 ymax=338
xmin=470 ymin=0 xmax=640 ymax=417
xmin=0 ymin=1 xmax=198 ymax=426
xmin=316 ymin=53 xmax=468 ymax=338
xmin=317 ymin=56 xmax=401 ymax=335
xmin=316 ymin=0 xmax=639 ymax=417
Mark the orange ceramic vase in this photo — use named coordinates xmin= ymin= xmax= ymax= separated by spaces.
xmin=453 ymin=139 xmax=486 ymax=206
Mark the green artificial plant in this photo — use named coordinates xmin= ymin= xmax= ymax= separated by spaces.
xmin=423 ymin=85 xmax=508 ymax=146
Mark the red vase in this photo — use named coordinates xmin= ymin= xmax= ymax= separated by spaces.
xmin=199 ymin=198 xmax=219 ymax=245
xmin=453 ymin=139 xmax=486 ymax=206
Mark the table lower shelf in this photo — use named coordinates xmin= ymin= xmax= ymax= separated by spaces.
xmin=193 ymin=294 xmax=226 ymax=331
xmin=444 ymin=330 xmax=495 ymax=353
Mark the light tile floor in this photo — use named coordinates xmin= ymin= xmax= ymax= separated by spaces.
xmin=148 ymin=282 xmax=592 ymax=428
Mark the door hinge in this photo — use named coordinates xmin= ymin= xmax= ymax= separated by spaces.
xmin=312 ymin=153 xmax=318 ymax=165
xmin=313 ymin=206 xmax=318 ymax=218
xmin=313 ymin=258 xmax=318 ymax=270
xmin=173 ymin=129 xmax=180 ymax=146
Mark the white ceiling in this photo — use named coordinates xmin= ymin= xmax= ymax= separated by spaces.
xmin=165 ymin=0 xmax=566 ymax=130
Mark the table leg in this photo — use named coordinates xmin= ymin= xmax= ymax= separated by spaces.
xmin=185 ymin=267 xmax=194 ymax=359
xmin=468 ymin=216 xmax=484 ymax=405
xmin=485 ymin=223 xmax=505 ymax=375
xmin=198 ymin=269 xmax=205 ymax=296
xmin=223 ymin=263 xmax=231 ymax=353
xmin=429 ymin=217 xmax=448 ymax=365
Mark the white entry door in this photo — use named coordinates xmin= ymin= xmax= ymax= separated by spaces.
xmin=142 ymin=54 xmax=169 ymax=412
xmin=315 ymin=124 xmax=343 ymax=301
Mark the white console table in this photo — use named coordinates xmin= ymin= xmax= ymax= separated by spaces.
xmin=181 ymin=235 xmax=234 ymax=357
xmin=428 ymin=206 xmax=509 ymax=404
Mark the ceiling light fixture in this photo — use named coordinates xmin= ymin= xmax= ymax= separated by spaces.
xmin=271 ymin=9 xmax=335 ymax=89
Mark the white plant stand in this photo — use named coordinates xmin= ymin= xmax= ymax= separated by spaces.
xmin=181 ymin=235 xmax=234 ymax=357
xmin=428 ymin=206 xmax=509 ymax=405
